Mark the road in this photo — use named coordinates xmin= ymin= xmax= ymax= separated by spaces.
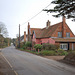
xmin=1 ymin=46 xmax=75 ymax=75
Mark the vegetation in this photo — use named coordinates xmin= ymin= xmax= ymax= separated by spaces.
xmin=34 ymin=44 xmax=42 ymax=51
xmin=44 ymin=0 xmax=75 ymax=21
xmin=56 ymin=49 xmax=68 ymax=55
xmin=0 ymin=36 xmax=11 ymax=48
xmin=19 ymin=43 xmax=68 ymax=56
xmin=39 ymin=50 xmax=56 ymax=56
xmin=25 ymin=41 xmax=32 ymax=48
xmin=0 ymin=22 xmax=11 ymax=48
xmin=0 ymin=22 xmax=8 ymax=37
xmin=42 ymin=43 xmax=59 ymax=50
xmin=64 ymin=51 xmax=75 ymax=65
xmin=16 ymin=41 xmax=32 ymax=50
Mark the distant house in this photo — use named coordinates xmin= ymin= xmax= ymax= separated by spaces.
xmin=27 ymin=16 xmax=75 ymax=50
xmin=20 ymin=31 xmax=27 ymax=43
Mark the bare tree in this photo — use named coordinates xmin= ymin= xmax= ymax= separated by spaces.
xmin=0 ymin=22 xmax=8 ymax=37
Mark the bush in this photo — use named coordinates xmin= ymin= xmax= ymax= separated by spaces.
xmin=55 ymin=44 xmax=60 ymax=50
xmin=34 ymin=44 xmax=42 ymax=51
xmin=25 ymin=41 xmax=32 ymax=47
xmin=64 ymin=51 xmax=75 ymax=65
xmin=64 ymin=51 xmax=75 ymax=60
xmin=56 ymin=49 xmax=68 ymax=56
xmin=42 ymin=43 xmax=59 ymax=50
xmin=20 ymin=42 xmax=25 ymax=48
xmin=39 ymin=50 xmax=56 ymax=56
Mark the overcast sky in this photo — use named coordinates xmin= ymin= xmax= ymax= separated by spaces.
xmin=0 ymin=0 xmax=75 ymax=38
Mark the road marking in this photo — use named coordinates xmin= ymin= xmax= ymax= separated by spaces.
xmin=1 ymin=53 xmax=18 ymax=75
xmin=14 ymin=71 xmax=18 ymax=75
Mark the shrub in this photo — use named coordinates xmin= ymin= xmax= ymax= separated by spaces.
xmin=25 ymin=41 xmax=32 ymax=47
xmin=56 ymin=49 xmax=68 ymax=56
xmin=20 ymin=42 xmax=25 ymax=48
xmin=64 ymin=51 xmax=75 ymax=60
xmin=39 ymin=50 xmax=56 ymax=56
xmin=55 ymin=44 xmax=60 ymax=50
xmin=34 ymin=44 xmax=42 ymax=51
xmin=42 ymin=43 xmax=59 ymax=50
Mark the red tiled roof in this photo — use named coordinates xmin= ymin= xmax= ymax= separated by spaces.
xmin=30 ymin=22 xmax=62 ymax=38
xmin=30 ymin=28 xmax=41 ymax=35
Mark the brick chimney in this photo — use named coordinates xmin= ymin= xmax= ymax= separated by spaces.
xmin=24 ymin=31 xmax=26 ymax=42
xmin=62 ymin=16 xmax=66 ymax=38
xmin=28 ymin=22 xmax=31 ymax=41
xmin=28 ymin=22 xmax=30 ymax=35
xmin=46 ymin=20 xmax=50 ymax=29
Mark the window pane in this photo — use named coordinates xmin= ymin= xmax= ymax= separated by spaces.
xmin=66 ymin=32 xmax=70 ymax=37
xmin=58 ymin=32 xmax=62 ymax=38
xmin=60 ymin=44 xmax=68 ymax=50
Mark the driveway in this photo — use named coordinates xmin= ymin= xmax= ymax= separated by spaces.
xmin=1 ymin=46 xmax=75 ymax=75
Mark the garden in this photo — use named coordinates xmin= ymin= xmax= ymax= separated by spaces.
xmin=17 ymin=41 xmax=69 ymax=56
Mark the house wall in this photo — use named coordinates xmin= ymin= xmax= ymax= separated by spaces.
xmin=32 ymin=34 xmax=55 ymax=45
xmin=52 ymin=24 xmax=75 ymax=38
xmin=69 ymin=43 xmax=75 ymax=50
xmin=36 ymin=38 xmax=55 ymax=44
xmin=32 ymin=34 xmax=36 ymax=42
xmin=73 ymin=43 xmax=75 ymax=50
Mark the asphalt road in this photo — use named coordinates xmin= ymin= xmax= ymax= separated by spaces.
xmin=1 ymin=46 xmax=75 ymax=75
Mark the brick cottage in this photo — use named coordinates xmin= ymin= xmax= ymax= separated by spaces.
xmin=27 ymin=16 xmax=75 ymax=50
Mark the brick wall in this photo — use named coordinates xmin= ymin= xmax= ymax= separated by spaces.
xmin=52 ymin=23 xmax=74 ymax=38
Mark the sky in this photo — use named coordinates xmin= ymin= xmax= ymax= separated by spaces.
xmin=0 ymin=0 xmax=75 ymax=38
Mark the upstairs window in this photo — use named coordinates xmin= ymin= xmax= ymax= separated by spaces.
xmin=66 ymin=32 xmax=70 ymax=38
xmin=58 ymin=32 xmax=62 ymax=38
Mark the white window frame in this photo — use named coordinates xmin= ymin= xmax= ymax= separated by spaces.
xmin=60 ymin=43 xmax=68 ymax=50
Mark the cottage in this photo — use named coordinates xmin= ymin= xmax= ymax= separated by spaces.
xmin=27 ymin=16 xmax=75 ymax=50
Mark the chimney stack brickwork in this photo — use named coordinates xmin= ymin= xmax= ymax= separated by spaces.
xmin=46 ymin=20 xmax=50 ymax=29
xmin=62 ymin=16 xmax=66 ymax=38
xmin=28 ymin=22 xmax=31 ymax=41
xmin=24 ymin=31 xmax=26 ymax=42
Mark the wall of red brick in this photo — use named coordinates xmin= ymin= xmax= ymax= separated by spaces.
xmin=52 ymin=24 xmax=74 ymax=37
xmin=73 ymin=43 xmax=75 ymax=50
xmin=69 ymin=43 xmax=72 ymax=50
xmin=32 ymin=35 xmax=55 ymax=44
xmin=69 ymin=43 xmax=75 ymax=50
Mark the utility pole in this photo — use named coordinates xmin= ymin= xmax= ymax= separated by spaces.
xmin=19 ymin=24 xmax=20 ymax=48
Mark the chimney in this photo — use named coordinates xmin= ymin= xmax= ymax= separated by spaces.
xmin=24 ymin=31 xmax=26 ymax=42
xmin=46 ymin=20 xmax=50 ymax=29
xmin=63 ymin=16 xmax=66 ymax=25
xmin=28 ymin=22 xmax=30 ymax=35
xmin=28 ymin=22 xmax=31 ymax=41
xmin=62 ymin=16 xmax=66 ymax=38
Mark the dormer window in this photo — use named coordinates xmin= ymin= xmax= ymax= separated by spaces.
xmin=58 ymin=32 xmax=62 ymax=38
xmin=66 ymin=32 xmax=70 ymax=38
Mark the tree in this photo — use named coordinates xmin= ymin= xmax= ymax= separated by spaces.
xmin=44 ymin=0 xmax=75 ymax=21
xmin=0 ymin=22 xmax=8 ymax=37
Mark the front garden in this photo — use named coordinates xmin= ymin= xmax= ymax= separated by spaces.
xmin=17 ymin=41 xmax=69 ymax=56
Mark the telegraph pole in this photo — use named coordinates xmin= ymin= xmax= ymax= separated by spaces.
xmin=19 ymin=24 xmax=20 ymax=48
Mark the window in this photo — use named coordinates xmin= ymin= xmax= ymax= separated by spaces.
xmin=66 ymin=32 xmax=70 ymax=37
xmin=58 ymin=32 xmax=62 ymax=38
xmin=60 ymin=44 xmax=68 ymax=50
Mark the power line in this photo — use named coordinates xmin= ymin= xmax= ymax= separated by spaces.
xmin=21 ymin=3 xmax=51 ymax=26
